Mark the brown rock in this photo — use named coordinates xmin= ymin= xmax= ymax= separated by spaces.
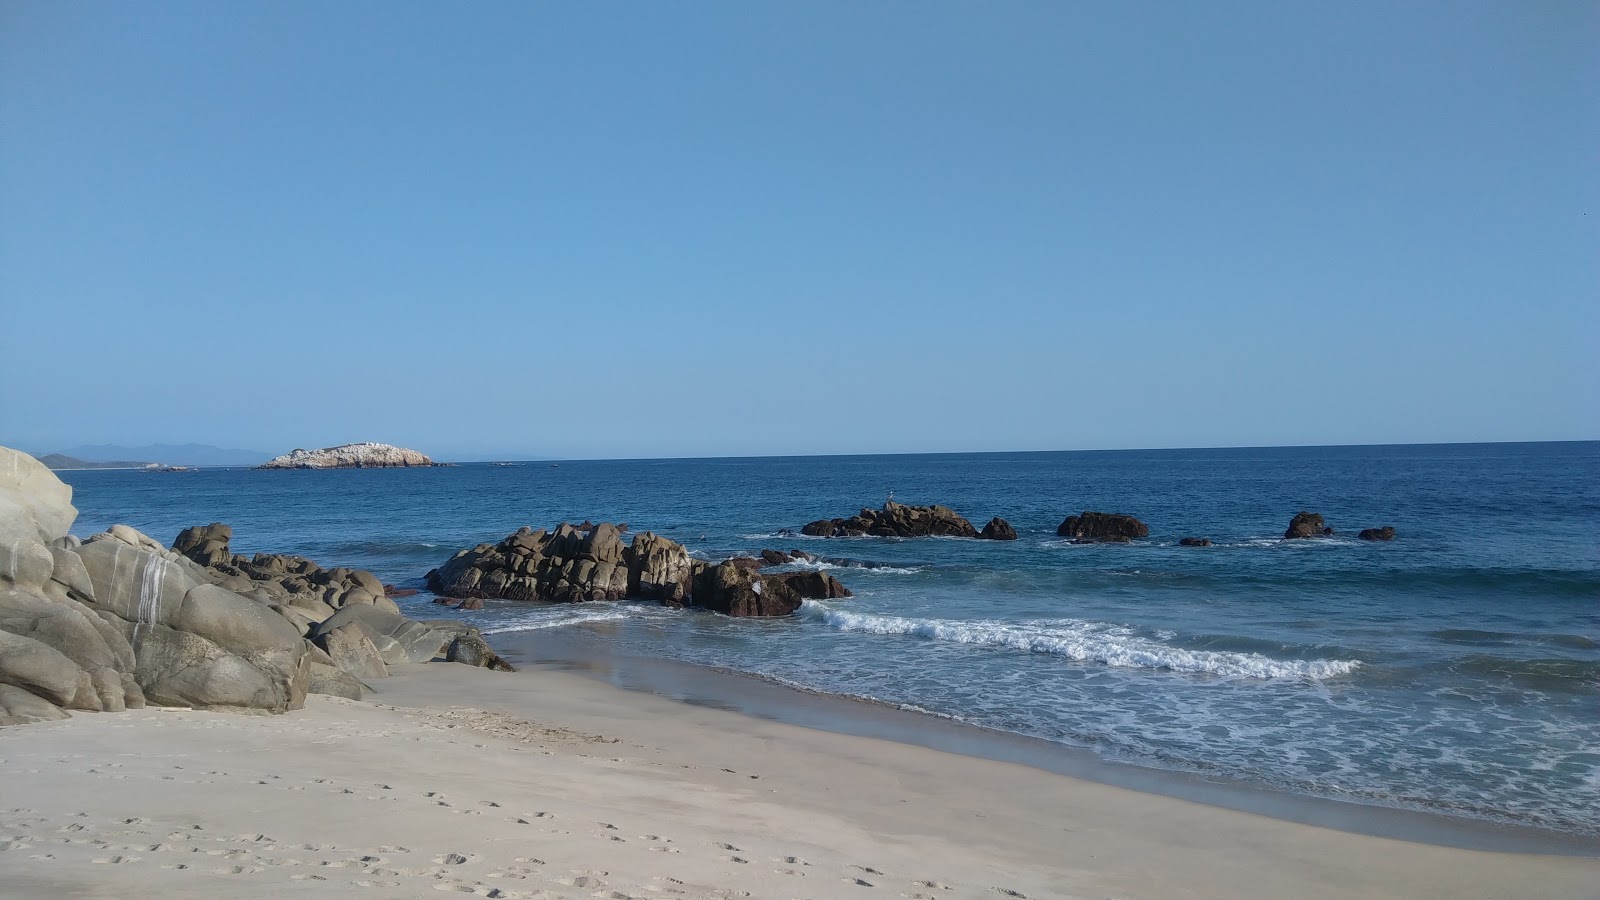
xmin=979 ymin=517 xmax=1018 ymax=541
xmin=1358 ymin=526 xmax=1396 ymax=541
xmin=1057 ymin=512 xmax=1148 ymax=542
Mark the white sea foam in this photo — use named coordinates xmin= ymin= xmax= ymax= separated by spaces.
xmin=479 ymin=606 xmax=649 ymax=635
xmin=777 ymin=559 xmax=925 ymax=576
xmin=797 ymin=602 xmax=1361 ymax=680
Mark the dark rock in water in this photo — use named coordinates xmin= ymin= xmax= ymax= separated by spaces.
xmin=432 ymin=596 xmax=454 ymax=605
xmin=429 ymin=525 xmax=855 ymax=617
xmin=801 ymin=501 xmax=980 ymax=539
xmin=979 ymin=517 xmax=1018 ymax=541
xmin=693 ymin=562 xmax=802 ymax=617
xmin=455 ymin=597 xmax=484 ymax=611
xmin=1358 ymin=526 xmax=1397 ymax=541
xmin=765 ymin=570 xmax=852 ymax=600
xmin=1178 ymin=537 xmax=1213 ymax=547
xmin=775 ymin=528 xmax=796 ymax=538
xmin=426 ymin=523 xmax=631 ymax=603
xmin=384 ymin=585 xmax=419 ymax=598
xmin=1057 ymin=512 xmax=1148 ymax=542
xmin=1284 ymin=512 xmax=1329 ymax=539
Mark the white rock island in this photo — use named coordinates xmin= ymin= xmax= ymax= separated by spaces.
xmin=258 ymin=442 xmax=439 ymax=469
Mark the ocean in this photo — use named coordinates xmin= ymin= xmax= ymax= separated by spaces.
xmin=56 ymin=442 xmax=1600 ymax=840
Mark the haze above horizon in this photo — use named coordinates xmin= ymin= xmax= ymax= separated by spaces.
xmin=3 ymin=2 xmax=1595 ymax=460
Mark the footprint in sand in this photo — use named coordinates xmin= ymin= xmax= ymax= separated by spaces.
xmin=479 ymin=801 xmax=500 ymax=808
xmin=713 ymin=842 xmax=740 ymax=852
xmin=434 ymin=852 xmax=476 ymax=866
xmin=854 ymin=865 xmax=885 ymax=875
xmin=92 ymin=856 xmax=140 ymax=864
xmin=913 ymin=880 xmax=952 ymax=891
xmin=843 ymin=877 xmax=874 ymax=887
xmin=213 ymin=864 xmax=260 ymax=874
xmin=989 ymin=890 xmax=1027 ymax=899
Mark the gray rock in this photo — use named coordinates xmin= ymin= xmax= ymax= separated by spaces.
xmin=0 ymin=446 xmax=78 ymax=545
xmin=0 ymin=683 xmax=70 ymax=726
xmin=0 ymin=587 xmax=128 ymax=711
xmin=445 ymin=632 xmax=515 ymax=671
xmin=312 ymin=605 xmax=448 ymax=664
xmin=0 ymin=629 xmax=86 ymax=708
xmin=307 ymin=663 xmax=367 ymax=700
xmin=315 ymin=623 xmax=388 ymax=680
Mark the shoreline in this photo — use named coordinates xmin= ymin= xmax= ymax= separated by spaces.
xmin=488 ymin=622 xmax=1599 ymax=857
xmin=3 ymin=660 xmax=1597 ymax=898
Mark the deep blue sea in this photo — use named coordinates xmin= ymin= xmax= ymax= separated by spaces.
xmin=58 ymin=443 xmax=1600 ymax=837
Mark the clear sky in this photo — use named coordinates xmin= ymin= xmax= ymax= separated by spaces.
xmin=2 ymin=2 xmax=1595 ymax=460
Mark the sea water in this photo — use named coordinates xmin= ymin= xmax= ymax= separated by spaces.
xmin=58 ymin=442 xmax=1600 ymax=837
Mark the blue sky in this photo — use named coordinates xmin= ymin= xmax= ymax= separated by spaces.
xmin=2 ymin=2 xmax=1594 ymax=459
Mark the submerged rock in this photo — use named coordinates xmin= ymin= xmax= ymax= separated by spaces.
xmin=259 ymin=442 xmax=439 ymax=470
xmin=1358 ymin=526 xmax=1397 ymax=541
xmin=1056 ymin=512 xmax=1149 ymax=542
xmin=1178 ymin=537 xmax=1213 ymax=547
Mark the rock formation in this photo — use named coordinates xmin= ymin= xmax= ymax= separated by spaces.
xmin=0 ymin=445 xmax=505 ymax=727
xmin=1358 ymin=526 xmax=1396 ymax=541
xmin=428 ymin=524 xmax=850 ymax=616
xmin=801 ymin=501 xmax=1002 ymax=539
xmin=979 ymin=517 xmax=1018 ymax=541
xmin=1056 ymin=512 xmax=1149 ymax=542
xmin=1284 ymin=512 xmax=1333 ymax=539
xmin=1178 ymin=537 xmax=1213 ymax=547
xmin=259 ymin=442 xmax=438 ymax=469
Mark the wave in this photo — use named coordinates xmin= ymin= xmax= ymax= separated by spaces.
xmin=478 ymin=605 xmax=653 ymax=635
xmin=797 ymin=603 xmax=1361 ymax=680
xmin=323 ymin=540 xmax=444 ymax=558
xmin=776 ymin=559 xmax=926 ymax=576
xmin=1430 ymin=629 xmax=1600 ymax=650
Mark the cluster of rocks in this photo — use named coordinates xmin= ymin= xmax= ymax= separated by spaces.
xmin=0 ymin=446 xmax=506 ymax=728
xmin=802 ymin=501 xmax=1016 ymax=541
xmin=1283 ymin=512 xmax=1396 ymax=541
xmin=259 ymin=442 xmax=439 ymax=470
xmin=427 ymin=525 xmax=852 ymax=618
xmin=797 ymin=501 xmax=1398 ymax=547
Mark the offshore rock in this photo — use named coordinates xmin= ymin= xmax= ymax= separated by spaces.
xmin=1358 ymin=526 xmax=1397 ymax=541
xmin=1056 ymin=512 xmax=1149 ymax=542
xmin=430 ymin=525 xmax=845 ymax=617
xmin=1178 ymin=537 xmax=1214 ymax=547
xmin=979 ymin=517 xmax=1018 ymax=541
xmin=693 ymin=562 xmax=802 ymax=618
xmin=1284 ymin=512 xmax=1333 ymax=539
xmin=259 ymin=442 xmax=438 ymax=469
xmin=801 ymin=501 xmax=980 ymax=539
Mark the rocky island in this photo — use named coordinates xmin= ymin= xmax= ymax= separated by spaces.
xmin=258 ymin=442 xmax=439 ymax=469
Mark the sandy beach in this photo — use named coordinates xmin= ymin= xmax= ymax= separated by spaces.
xmin=2 ymin=663 xmax=1595 ymax=900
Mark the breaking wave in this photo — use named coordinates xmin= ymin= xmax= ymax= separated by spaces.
xmin=797 ymin=603 xmax=1362 ymax=680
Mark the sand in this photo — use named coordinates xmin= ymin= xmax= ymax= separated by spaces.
xmin=0 ymin=664 xmax=1594 ymax=900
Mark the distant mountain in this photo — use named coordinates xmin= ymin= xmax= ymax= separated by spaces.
xmin=54 ymin=443 xmax=271 ymax=467
xmin=37 ymin=453 xmax=158 ymax=470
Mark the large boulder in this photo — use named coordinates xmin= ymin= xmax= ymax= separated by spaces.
xmin=979 ymin=517 xmax=1018 ymax=541
xmin=765 ymin=571 xmax=852 ymax=600
xmin=0 ymin=630 xmax=88 ymax=708
xmin=72 ymin=529 xmax=310 ymax=713
xmin=312 ymin=604 xmax=449 ymax=664
xmin=172 ymin=522 xmax=234 ymax=567
xmin=430 ymin=523 xmax=684 ymax=605
xmin=693 ymin=562 xmax=802 ymax=617
xmin=314 ymin=623 xmax=389 ymax=680
xmin=0 ymin=683 xmax=71 ymax=726
xmin=0 ymin=446 xmax=77 ymax=546
xmin=1358 ymin=526 xmax=1397 ymax=541
xmin=1284 ymin=512 xmax=1332 ymax=539
xmin=801 ymin=501 xmax=980 ymax=539
xmin=307 ymin=663 xmax=368 ymax=700
xmin=1056 ymin=512 xmax=1149 ymax=542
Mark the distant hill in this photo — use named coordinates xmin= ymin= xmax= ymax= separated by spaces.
xmin=55 ymin=443 xmax=270 ymax=467
xmin=37 ymin=453 xmax=158 ymax=470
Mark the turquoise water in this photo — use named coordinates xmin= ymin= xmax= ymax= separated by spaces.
xmin=59 ymin=442 xmax=1600 ymax=836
